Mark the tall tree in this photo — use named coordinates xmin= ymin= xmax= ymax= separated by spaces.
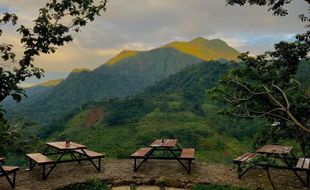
xmin=0 ymin=0 xmax=107 ymax=106
xmin=215 ymin=0 xmax=310 ymax=133
xmin=0 ymin=0 xmax=107 ymax=156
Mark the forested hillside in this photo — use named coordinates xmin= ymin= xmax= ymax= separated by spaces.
xmin=40 ymin=61 xmax=262 ymax=162
xmin=2 ymin=38 xmax=240 ymax=125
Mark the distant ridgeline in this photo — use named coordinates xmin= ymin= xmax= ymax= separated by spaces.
xmin=2 ymin=37 xmax=241 ymax=125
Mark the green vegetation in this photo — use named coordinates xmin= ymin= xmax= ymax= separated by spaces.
xmin=192 ymin=184 xmax=248 ymax=190
xmin=3 ymin=38 xmax=241 ymax=126
xmin=44 ymin=61 xmax=258 ymax=163
xmin=3 ymin=48 xmax=203 ymax=125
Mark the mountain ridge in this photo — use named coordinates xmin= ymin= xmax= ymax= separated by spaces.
xmin=3 ymin=37 xmax=241 ymax=125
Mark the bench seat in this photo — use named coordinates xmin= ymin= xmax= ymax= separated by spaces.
xmin=233 ymin=152 xmax=259 ymax=164
xmin=130 ymin=148 xmax=152 ymax=158
xmin=74 ymin=149 xmax=104 ymax=158
xmin=0 ymin=166 xmax=19 ymax=173
xmin=0 ymin=160 xmax=19 ymax=188
xmin=296 ymin=158 xmax=310 ymax=170
xmin=26 ymin=153 xmax=54 ymax=165
xmin=179 ymin=148 xmax=195 ymax=160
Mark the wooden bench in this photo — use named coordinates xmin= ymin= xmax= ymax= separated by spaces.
xmin=0 ymin=157 xmax=19 ymax=188
xmin=26 ymin=153 xmax=54 ymax=179
xmin=179 ymin=148 xmax=195 ymax=173
xmin=233 ymin=152 xmax=259 ymax=178
xmin=131 ymin=148 xmax=152 ymax=158
xmin=73 ymin=149 xmax=104 ymax=171
xmin=295 ymin=158 xmax=310 ymax=187
xmin=74 ymin=149 xmax=104 ymax=158
xmin=130 ymin=148 xmax=153 ymax=171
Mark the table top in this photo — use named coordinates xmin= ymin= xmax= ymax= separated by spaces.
xmin=256 ymin=144 xmax=293 ymax=155
xmin=46 ymin=141 xmax=86 ymax=150
xmin=150 ymin=139 xmax=177 ymax=148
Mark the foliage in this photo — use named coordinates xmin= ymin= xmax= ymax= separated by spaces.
xmin=3 ymin=48 xmax=203 ymax=125
xmin=103 ymin=97 xmax=153 ymax=125
xmin=0 ymin=0 xmax=107 ymax=160
xmin=226 ymin=0 xmax=309 ymax=16
xmin=0 ymin=0 xmax=107 ymax=104
xmin=192 ymin=184 xmax=248 ymax=190
xmin=46 ymin=62 xmax=254 ymax=163
xmin=0 ymin=119 xmax=42 ymax=158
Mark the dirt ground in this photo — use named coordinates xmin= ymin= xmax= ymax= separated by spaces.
xmin=0 ymin=159 xmax=308 ymax=190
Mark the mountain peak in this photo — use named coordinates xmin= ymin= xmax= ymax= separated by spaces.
xmin=190 ymin=37 xmax=208 ymax=43
xmin=106 ymin=50 xmax=139 ymax=65
xmin=162 ymin=37 xmax=240 ymax=61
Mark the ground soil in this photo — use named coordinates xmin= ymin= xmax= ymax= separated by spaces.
xmin=0 ymin=159 xmax=308 ymax=190
xmin=86 ymin=107 xmax=104 ymax=128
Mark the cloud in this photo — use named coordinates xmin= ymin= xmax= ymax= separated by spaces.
xmin=0 ymin=0 xmax=308 ymax=75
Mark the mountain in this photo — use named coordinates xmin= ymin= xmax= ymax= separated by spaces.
xmin=2 ymin=37 xmax=240 ymax=125
xmin=44 ymin=61 xmax=259 ymax=163
xmin=106 ymin=50 xmax=139 ymax=65
xmin=163 ymin=37 xmax=240 ymax=61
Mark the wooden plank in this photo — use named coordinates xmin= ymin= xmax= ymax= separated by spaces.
xmin=1 ymin=166 xmax=19 ymax=172
xmin=256 ymin=144 xmax=293 ymax=155
xmin=131 ymin=148 xmax=152 ymax=158
xmin=74 ymin=149 xmax=104 ymax=158
xmin=47 ymin=141 xmax=86 ymax=150
xmin=26 ymin=153 xmax=54 ymax=164
xmin=234 ymin=153 xmax=258 ymax=163
xmin=296 ymin=158 xmax=305 ymax=168
xmin=150 ymin=139 xmax=177 ymax=148
xmin=303 ymin=158 xmax=310 ymax=169
xmin=180 ymin=148 xmax=195 ymax=159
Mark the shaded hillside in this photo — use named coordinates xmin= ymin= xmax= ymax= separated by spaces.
xmin=4 ymin=48 xmax=203 ymax=124
xmin=2 ymin=37 xmax=241 ymax=125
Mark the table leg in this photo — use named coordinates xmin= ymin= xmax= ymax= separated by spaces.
xmin=43 ymin=151 xmax=66 ymax=179
xmin=80 ymin=149 xmax=101 ymax=172
xmin=167 ymin=148 xmax=190 ymax=173
xmin=0 ymin=165 xmax=16 ymax=188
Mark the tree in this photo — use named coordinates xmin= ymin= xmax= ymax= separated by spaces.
xmin=0 ymin=0 xmax=108 ymax=156
xmin=216 ymin=0 xmax=310 ymax=133
xmin=0 ymin=0 xmax=108 ymax=106
xmin=226 ymin=0 xmax=310 ymax=16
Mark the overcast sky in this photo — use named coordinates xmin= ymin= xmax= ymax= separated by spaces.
xmin=0 ymin=0 xmax=308 ymax=86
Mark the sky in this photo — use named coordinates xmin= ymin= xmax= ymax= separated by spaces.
xmin=0 ymin=0 xmax=308 ymax=86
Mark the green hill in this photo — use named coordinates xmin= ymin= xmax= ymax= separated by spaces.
xmin=4 ymin=48 xmax=203 ymax=124
xmin=2 ymin=37 xmax=241 ymax=125
xmin=45 ymin=61 xmax=261 ymax=163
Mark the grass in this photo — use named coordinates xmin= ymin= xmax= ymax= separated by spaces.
xmin=192 ymin=184 xmax=249 ymax=190
xmin=50 ymin=108 xmax=250 ymax=163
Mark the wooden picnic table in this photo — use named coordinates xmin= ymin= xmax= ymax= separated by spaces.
xmin=26 ymin=141 xmax=103 ymax=179
xmin=150 ymin=139 xmax=178 ymax=148
xmin=131 ymin=139 xmax=195 ymax=173
xmin=0 ymin=157 xmax=19 ymax=188
xmin=234 ymin=144 xmax=309 ymax=188
xmin=256 ymin=144 xmax=293 ymax=155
